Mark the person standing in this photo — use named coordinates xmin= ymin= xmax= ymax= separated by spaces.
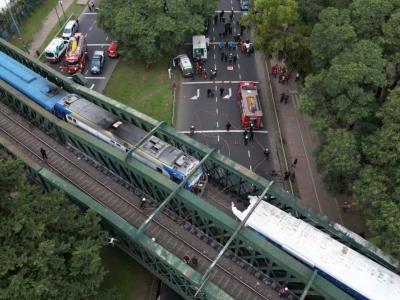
xmin=284 ymin=171 xmax=290 ymax=181
xmin=249 ymin=123 xmax=254 ymax=140
xmin=140 ymin=197 xmax=146 ymax=208
xmin=264 ymin=148 xmax=270 ymax=160
xmin=207 ymin=88 xmax=212 ymax=98
xmin=226 ymin=122 xmax=231 ymax=132
xmin=284 ymin=94 xmax=289 ymax=104
xmin=244 ymin=133 xmax=249 ymax=145
xmin=40 ymin=147 xmax=48 ymax=160
xmin=292 ymin=158 xmax=298 ymax=168
xmin=220 ymin=87 xmax=224 ymax=97
xmin=280 ymin=93 xmax=285 ymax=103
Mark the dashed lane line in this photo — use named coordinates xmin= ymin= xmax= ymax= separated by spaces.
xmin=67 ymin=76 xmax=106 ymax=80
xmin=178 ymin=130 xmax=269 ymax=134
xmin=182 ymin=80 xmax=259 ymax=85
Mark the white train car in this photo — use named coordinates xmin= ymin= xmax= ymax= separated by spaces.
xmin=232 ymin=196 xmax=400 ymax=300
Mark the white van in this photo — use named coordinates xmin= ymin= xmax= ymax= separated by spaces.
xmin=192 ymin=35 xmax=208 ymax=60
xmin=44 ymin=37 xmax=67 ymax=63
xmin=62 ymin=20 xmax=79 ymax=42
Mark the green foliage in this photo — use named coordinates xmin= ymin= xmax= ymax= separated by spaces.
xmin=98 ymin=0 xmax=216 ymax=61
xmin=349 ymin=0 xmax=394 ymax=39
xmin=310 ymin=8 xmax=356 ymax=70
xmin=317 ymin=129 xmax=361 ymax=194
xmin=0 ymin=158 xmax=107 ymax=299
xmin=243 ymin=0 xmax=311 ymax=72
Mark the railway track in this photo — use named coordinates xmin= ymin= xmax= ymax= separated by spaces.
xmin=0 ymin=101 xmax=279 ymax=300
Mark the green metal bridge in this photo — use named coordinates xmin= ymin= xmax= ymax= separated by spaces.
xmin=0 ymin=39 xmax=396 ymax=300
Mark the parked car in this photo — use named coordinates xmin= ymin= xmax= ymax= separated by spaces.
xmin=173 ymin=54 xmax=193 ymax=78
xmin=62 ymin=20 xmax=79 ymax=42
xmin=44 ymin=37 xmax=67 ymax=63
xmin=240 ymin=0 xmax=250 ymax=11
xmin=90 ymin=50 xmax=105 ymax=74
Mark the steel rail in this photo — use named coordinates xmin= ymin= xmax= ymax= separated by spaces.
xmin=0 ymin=105 xmax=273 ymax=300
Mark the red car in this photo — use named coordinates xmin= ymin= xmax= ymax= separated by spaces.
xmin=107 ymin=41 xmax=119 ymax=58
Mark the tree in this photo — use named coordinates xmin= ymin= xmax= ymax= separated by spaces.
xmin=350 ymin=0 xmax=394 ymax=39
xmin=298 ymin=0 xmax=352 ymax=23
xmin=0 ymin=159 xmax=107 ymax=299
xmin=98 ymin=0 xmax=216 ymax=61
xmin=302 ymin=40 xmax=386 ymax=132
xmin=310 ymin=8 xmax=356 ymax=70
xmin=316 ymin=129 xmax=361 ymax=193
xmin=242 ymin=0 xmax=311 ymax=72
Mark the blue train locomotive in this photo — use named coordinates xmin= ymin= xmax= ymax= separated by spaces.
xmin=0 ymin=51 xmax=203 ymax=189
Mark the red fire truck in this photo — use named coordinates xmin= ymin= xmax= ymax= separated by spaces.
xmin=63 ymin=32 xmax=87 ymax=74
xmin=237 ymin=81 xmax=263 ymax=128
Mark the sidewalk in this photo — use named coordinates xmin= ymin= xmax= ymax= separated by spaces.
xmin=29 ymin=0 xmax=76 ymax=55
xmin=266 ymin=58 xmax=366 ymax=234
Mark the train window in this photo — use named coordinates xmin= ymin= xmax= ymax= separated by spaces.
xmin=116 ymin=143 xmax=121 ymax=147
xmin=156 ymin=168 xmax=162 ymax=173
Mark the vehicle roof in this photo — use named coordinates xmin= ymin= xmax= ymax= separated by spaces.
xmin=65 ymin=20 xmax=77 ymax=29
xmin=93 ymin=50 xmax=104 ymax=56
xmin=192 ymin=35 xmax=206 ymax=48
xmin=239 ymin=84 xmax=262 ymax=117
xmin=45 ymin=38 xmax=65 ymax=52
xmin=232 ymin=198 xmax=400 ymax=300
xmin=179 ymin=56 xmax=192 ymax=69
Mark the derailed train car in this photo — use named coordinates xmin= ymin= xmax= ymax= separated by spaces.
xmin=0 ymin=51 xmax=203 ymax=189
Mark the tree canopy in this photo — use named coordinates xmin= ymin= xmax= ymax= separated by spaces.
xmin=0 ymin=159 xmax=107 ymax=299
xmin=98 ymin=0 xmax=217 ymax=61
xmin=299 ymin=0 xmax=400 ymax=261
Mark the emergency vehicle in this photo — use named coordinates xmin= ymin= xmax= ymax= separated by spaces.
xmin=63 ymin=32 xmax=87 ymax=74
xmin=237 ymin=81 xmax=263 ymax=128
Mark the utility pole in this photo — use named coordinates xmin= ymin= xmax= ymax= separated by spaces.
xmin=6 ymin=0 xmax=29 ymax=53
xmin=59 ymin=1 xmax=66 ymax=21
xmin=54 ymin=5 xmax=62 ymax=27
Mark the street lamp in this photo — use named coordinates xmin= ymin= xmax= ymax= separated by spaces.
xmin=6 ymin=0 xmax=29 ymax=53
xmin=59 ymin=1 xmax=66 ymax=21
xmin=54 ymin=6 xmax=62 ymax=28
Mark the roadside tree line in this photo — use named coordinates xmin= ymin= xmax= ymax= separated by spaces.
xmin=245 ymin=0 xmax=400 ymax=262
xmin=0 ymin=158 xmax=107 ymax=299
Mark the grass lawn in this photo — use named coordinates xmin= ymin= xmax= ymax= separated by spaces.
xmin=98 ymin=246 xmax=157 ymax=300
xmin=38 ymin=1 xmax=85 ymax=55
xmin=103 ymin=58 xmax=174 ymax=125
xmin=9 ymin=0 xmax=84 ymax=53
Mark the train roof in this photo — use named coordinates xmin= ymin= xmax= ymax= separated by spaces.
xmin=232 ymin=197 xmax=400 ymax=300
xmin=0 ymin=51 xmax=67 ymax=111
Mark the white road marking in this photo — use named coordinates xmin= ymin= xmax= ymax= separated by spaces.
xmin=237 ymin=63 xmax=240 ymax=69
xmin=223 ymin=88 xmax=232 ymax=99
xmin=182 ymin=80 xmax=259 ymax=85
xmin=90 ymin=83 xmax=95 ymax=89
xmin=179 ymin=129 xmax=269 ymax=134
xmin=190 ymin=89 xmax=200 ymax=100
xmin=84 ymin=70 xmax=89 ymax=75
xmin=84 ymin=33 xmax=88 ymax=38
xmin=93 ymin=20 xmax=96 ymax=24
xmin=216 ymin=108 xmax=219 ymax=115
xmin=106 ymin=36 xmax=109 ymax=41
xmin=215 ymin=97 xmax=218 ymax=103
xmin=238 ymin=73 xmax=242 ymax=80
xmin=87 ymin=43 xmax=110 ymax=46
xmin=217 ymin=135 xmax=220 ymax=142
xmin=82 ymin=12 xmax=98 ymax=15
xmin=67 ymin=76 xmax=106 ymax=80
xmin=248 ymin=150 xmax=251 ymax=158
xmin=216 ymin=121 xmax=219 ymax=128
xmin=250 ymin=165 xmax=253 ymax=172
xmin=214 ymin=63 xmax=217 ymax=70
xmin=89 ymin=26 xmax=93 ymax=31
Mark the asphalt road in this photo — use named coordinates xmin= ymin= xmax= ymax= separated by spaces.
xmin=176 ymin=1 xmax=274 ymax=179
xmin=44 ymin=0 xmax=118 ymax=93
